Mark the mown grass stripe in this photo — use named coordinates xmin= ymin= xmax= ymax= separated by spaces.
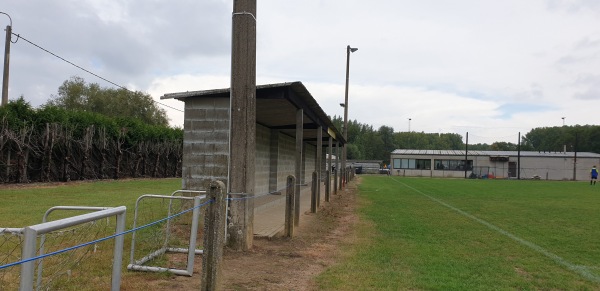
xmin=391 ymin=177 xmax=600 ymax=283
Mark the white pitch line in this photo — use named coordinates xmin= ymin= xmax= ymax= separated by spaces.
xmin=390 ymin=178 xmax=600 ymax=283
xmin=577 ymin=265 xmax=600 ymax=270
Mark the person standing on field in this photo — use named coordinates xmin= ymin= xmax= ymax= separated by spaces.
xmin=591 ymin=166 xmax=598 ymax=185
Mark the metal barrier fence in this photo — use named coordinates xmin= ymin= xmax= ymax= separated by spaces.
xmin=128 ymin=191 xmax=206 ymax=276
xmin=20 ymin=206 xmax=126 ymax=291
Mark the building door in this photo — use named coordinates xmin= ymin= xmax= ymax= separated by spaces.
xmin=508 ymin=162 xmax=517 ymax=178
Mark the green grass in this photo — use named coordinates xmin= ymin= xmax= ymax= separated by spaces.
xmin=317 ymin=176 xmax=600 ymax=290
xmin=0 ymin=178 xmax=182 ymax=227
xmin=0 ymin=178 xmax=184 ymax=290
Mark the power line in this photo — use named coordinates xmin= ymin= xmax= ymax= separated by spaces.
xmin=11 ymin=32 xmax=183 ymax=113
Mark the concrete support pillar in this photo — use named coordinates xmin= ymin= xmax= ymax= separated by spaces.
xmin=326 ymin=136 xmax=332 ymax=201
xmin=339 ymin=144 xmax=344 ymax=190
xmin=325 ymin=170 xmax=330 ymax=202
xmin=268 ymin=129 xmax=279 ymax=193
xmin=294 ymin=109 xmax=303 ymax=226
xmin=301 ymin=142 xmax=306 ymax=184
xmin=334 ymin=142 xmax=339 ymax=195
xmin=316 ymin=126 xmax=322 ymax=207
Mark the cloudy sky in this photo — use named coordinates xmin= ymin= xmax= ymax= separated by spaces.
xmin=4 ymin=0 xmax=600 ymax=144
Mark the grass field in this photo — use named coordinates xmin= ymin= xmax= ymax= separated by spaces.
xmin=317 ymin=176 xmax=600 ymax=290
xmin=4 ymin=177 xmax=600 ymax=290
xmin=0 ymin=178 xmax=182 ymax=227
xmin=0 ymin=178 xmax=185 ymax=290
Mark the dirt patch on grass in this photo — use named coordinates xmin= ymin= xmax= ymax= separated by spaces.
xmin=218 ymin=179 xmax=360 ymax=290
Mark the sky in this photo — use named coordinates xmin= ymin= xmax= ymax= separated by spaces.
xmin=3 ymin=0 xmax=600 ymax=145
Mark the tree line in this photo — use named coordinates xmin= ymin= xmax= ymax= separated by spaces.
xmin=331 ymin=116 xmax=600 ymax=164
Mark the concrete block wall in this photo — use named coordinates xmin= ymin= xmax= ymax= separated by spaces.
xmin=321 ymin=150 xmax=328 ymax=180
xmin=182 ymin=98 xmax=230 ymax=190
xmin=303 ymin=144 xmax=316 ymax=183
xmin=276 ymin=133 xmax=296 ymax=190
xmin=255 ymin=124 xmax=271 ymax=196
xmin=181 ymin=97 xmax=323 ymax=194
xmin=518 ymin=156 xmax=598 ymax=180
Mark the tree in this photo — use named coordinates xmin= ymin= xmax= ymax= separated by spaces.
xmin=490 ymin=141 xmax=518 ymax=151
xmin=378 ymin=125 xmax=395 ymax=163
xmin=46 ymin=76 xmax=169 ymax=126
xmin=0 ymin=96 xmax=35 ymax=129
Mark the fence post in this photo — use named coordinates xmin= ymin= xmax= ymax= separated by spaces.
xmin=285 ymin=175 xmax=295 ymax=237
xmin=311 ymin=171 xmax=317 ymax=213
xmin=111 ymin=210 xmax=126 ymax=291
xmin=19 ymin=227 xmax=37 ymax=291
xmin=201 ymin=180 xmax=227 ymax=291
xmin=325 ymin=170 xmax=330 ymax=202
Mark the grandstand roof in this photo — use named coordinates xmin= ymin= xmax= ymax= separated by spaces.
xmin=161 ymin=81 xmax=345 ymax=147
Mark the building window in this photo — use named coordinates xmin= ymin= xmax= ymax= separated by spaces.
xmin=415 ymin=159 xmax=431 ymax=170
xmin=392 ymin=159 xmax=431 ymax=169
xmin=434 ymin=159 xmax=473 ymax=171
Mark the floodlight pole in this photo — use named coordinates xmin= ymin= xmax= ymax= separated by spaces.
xmin=342 ymin=45 xmax=357 ymax=188
xmin=464 ymin=132 xmax=468 ymax=179
xmin=517 ymin=132 xmax=521 ymax=180
xmin=228 ymin=0 xmax=257 ymax=251
xmin=1 ymin=12 xmax=11 ymax=107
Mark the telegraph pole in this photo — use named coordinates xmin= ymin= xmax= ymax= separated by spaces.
xmin=517 ymin=132 xmax=521 ymax=180
xmin=1 ymin=12 xmax=11 ymax=106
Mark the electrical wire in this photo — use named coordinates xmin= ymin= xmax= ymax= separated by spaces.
xmin=11 ymin=32 xmax=183 ymax=113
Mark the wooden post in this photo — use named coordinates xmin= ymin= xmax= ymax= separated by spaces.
xmin=228 ymin=0 xmax=257 ymax=251
xmin=311 ymin=171 xmax=317 ymax=213
xmin=201 ymin=181 xmax=227 ymax=291
xmin=284 ymin=175 xmax=295 ymax=237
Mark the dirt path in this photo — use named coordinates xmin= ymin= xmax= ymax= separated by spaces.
xmin=145 ymin=178 xmax=360 ymax=290
xmin=218 ymin=179 xmax=359 ymax=290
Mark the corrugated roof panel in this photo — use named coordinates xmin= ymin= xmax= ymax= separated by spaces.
xmin=391 ymin=149 xmax=600 ymax=158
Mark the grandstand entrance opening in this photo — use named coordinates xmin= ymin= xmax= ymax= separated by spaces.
xmin=508 ymin=162 xmax=517 ymax=178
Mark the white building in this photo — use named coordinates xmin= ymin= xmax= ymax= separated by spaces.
xmin=390 ymin=149 xmax=600 ymax=181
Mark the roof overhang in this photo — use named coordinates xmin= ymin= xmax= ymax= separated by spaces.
xmin=162 ymin=81 xmax=345 ymax=146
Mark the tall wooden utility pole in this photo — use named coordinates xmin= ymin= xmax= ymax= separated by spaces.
xmin=1 ymin=12 xmax=12 ymax=107
xmin=228 ymin=0 xmax=257 ymax=251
